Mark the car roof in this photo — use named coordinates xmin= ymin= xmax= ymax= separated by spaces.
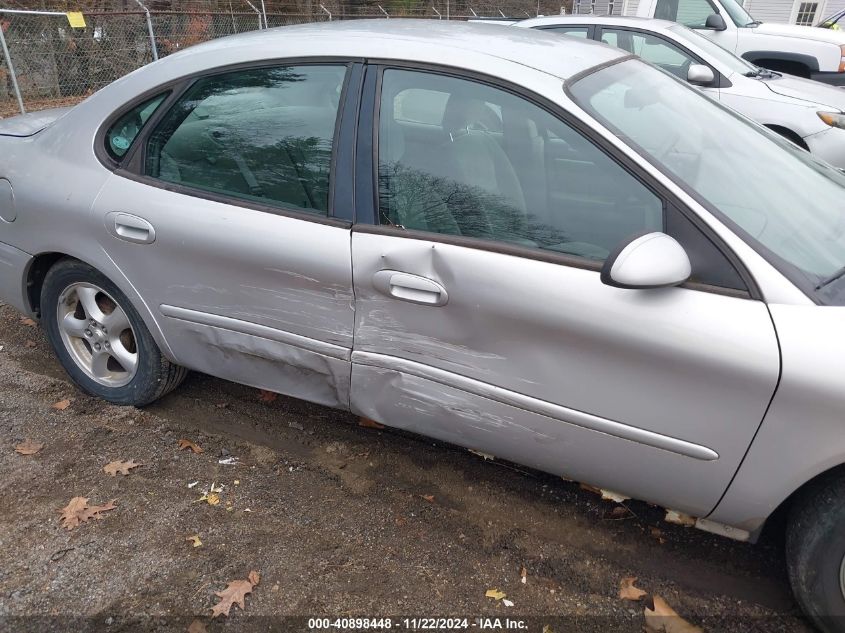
xmin=158 ymin=19 xmax=626 ymax=82
xmin=518 ymin=15 xmax=679 ymax=31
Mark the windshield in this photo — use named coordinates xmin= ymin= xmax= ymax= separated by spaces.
xmin=668 ymin=24 xmax=758 ymax=74
xmin=720 ymin=0 xmax=757 ymax=26
xmin=569 ymin=59 xmax=845 ymax=304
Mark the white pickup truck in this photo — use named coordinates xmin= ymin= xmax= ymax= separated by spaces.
xmin=631 ymin=0 xmax=845 ymax=84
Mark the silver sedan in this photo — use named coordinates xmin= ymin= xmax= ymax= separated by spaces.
xmin=0 ymin=20 xmax=844 ymax=629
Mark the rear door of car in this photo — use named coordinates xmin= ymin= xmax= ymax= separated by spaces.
xmin=92 ymin=61 xmax=363 ymax=408
xmin=348 ymin=62 xmax=779 ymax=517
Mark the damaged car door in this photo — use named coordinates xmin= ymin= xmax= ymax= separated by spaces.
xmin=349 ymin=66 xmax=780 ymax=517
xmin=92 ymin=63 xmax=356 ymax=408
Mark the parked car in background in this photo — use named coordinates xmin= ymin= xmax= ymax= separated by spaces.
xmin=517 ymin=15 xmax=845 ymax=166
xmin=630 ymin=0 xmax=845 ymax=84
xmin=2 ymin=20 xmax=845 ymax=631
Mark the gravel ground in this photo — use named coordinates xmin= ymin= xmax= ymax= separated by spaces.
xmin=0 ymin=302 xmax=811 ymax=633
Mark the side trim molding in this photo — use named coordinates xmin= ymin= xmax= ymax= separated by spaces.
xmin=160 ymin=304 xmax=351 ymax=361
xmin=352 ymin=351 xmax=720 ymax=461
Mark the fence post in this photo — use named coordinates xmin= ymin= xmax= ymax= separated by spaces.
xmin=133 ymin=0 xmax=158 ymax=61
xmin=244 ymin=0 xmax=262 ymax=30
xmin=259 ymin=0 xmax=268 ymax=28
xmin=319 ymin=4 xmax=332 ymax=20
xmin=0 ymin=16 xmax=24 ymax=114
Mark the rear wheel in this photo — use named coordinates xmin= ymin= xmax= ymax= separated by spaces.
xmin=786 ymin=470 xmax=845 ymax=633
xmin=41 ymin=258 xmax=187 ymax=406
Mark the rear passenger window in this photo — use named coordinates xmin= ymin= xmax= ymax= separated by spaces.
xmin=106 ymin=93 xmax=167 ymax=160
xmin=144 ymin=65 xmax=346 ymax=214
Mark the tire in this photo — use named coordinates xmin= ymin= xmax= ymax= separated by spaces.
xmin=41 ymin=258 xmax=187 ymax=406
xmin=786 ymin=470 xmax=845 ymax=633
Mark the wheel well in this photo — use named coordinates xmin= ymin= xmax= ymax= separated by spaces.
xmin=753 ymin=58 xmax=812 ymax=78
xmin=758 ymin=463 xmax=845 ymax=543
xmin=764 ymin=125 xmax=809 ymax=151
xmin=26 ymin=252 xmax=70 ymax=317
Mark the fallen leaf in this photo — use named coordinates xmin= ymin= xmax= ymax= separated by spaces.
xmin=580 ymin=482 xmax=602 ymax=495
xmin=211 ymin=570 xmax=260 ymax=618
xmin=502 ymin=598 xmax=514 ymax=607
xmin=24 ymin=340 xmax=36 ymax=348
xmin=206 ymin=492 xmax=220 ymax=506
xmin=59 ymin=497 xmax=117 ymax=530
xmin=178 ymin=439 xmax=203 ymax=454
xmin=258 ymin=389 xmax=277 ymax=403
xmin=665 ymin=510 xmax=696 ymax=527
xmin=103 ymin=460 xmax=141 ymax=476
xmin=15 ymin=439 xmax=44 ymax=455
xmin=619 ymin=576 xmax=647 ymax=601
xmin=51 ymin=399 xmax=71 ymax=411
xmin=421 ymin=494 xmax=435 ymax=503
xmin=20 ymin=317 xmax=36 ymax=326
xmin=520 ymin=566 xmax=527 ymax=584
xmin=485 ymin=588 xmax=506 ymax=601
xmin=187 ymin=535 xmax=202 ymax=548
xmin=187 ymin=619 xmax=208 ymax=633
xmin=358 ymin=417 xmax=385 ymax=429
xmin=644 ymin=595 xmax=704 ymax=633
xmin=600 ymin=489 xmax=630 ymax=503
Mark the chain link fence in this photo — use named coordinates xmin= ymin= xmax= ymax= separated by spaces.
xmin=0 ymin=1 xmax=571 ymax=117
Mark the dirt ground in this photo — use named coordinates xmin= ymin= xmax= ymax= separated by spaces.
xmin=0 ymin=301 xmax=812 ymax=633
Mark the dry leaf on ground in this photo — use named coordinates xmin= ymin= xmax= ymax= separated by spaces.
xmin=485 ymin=588 xmax=507 ymax=600
xmin=644 ymin=595 xmax=704 ymax=633
xmin=258 ymin=389 xmax=277 ymax=403
xmin=187 ymin=535 xmax=202 ymax=547
xmin=51 ymin=399 xmax=71 ymax=410
xmin=211 ymin=570 xmax=260 ymax=618
xmin=421 ymin=494 xmax=435 ymax=503
xmin=187 ymin=619 xmax=208 ymax=633
xmin=520 ymin=566 xmax=527 ymax=584
xmin=358 ymin=417 xmax=385 ymax=429
xmin=59 ymin=497 xmax=117 ymax=530
xmin=665 ymin=510 xmax=696 ymax=527
xmin=619 ymin=576 xmax=647 ymax=601
xmin=15 ymin=439 xmax=44 ymax=455
xmin=178 ymin=439 xmax=203 ymax=453
xmin=103 ymin=460 xmax=141 ymax=476
xmin=20 ymin=317 xmax=36 ymax=326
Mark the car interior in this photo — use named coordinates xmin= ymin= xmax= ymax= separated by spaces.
xmin=377 ymin=69 xmax=663 ymax=260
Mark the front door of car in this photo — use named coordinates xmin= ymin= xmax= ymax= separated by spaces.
xmin=92 ymin=62 xmax=358 ymax=408
xmin=349 ymin=66 xmax=780 ymax=517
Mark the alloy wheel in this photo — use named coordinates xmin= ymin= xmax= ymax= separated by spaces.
xmin=56 ymin=282 xmax=138 ymax=388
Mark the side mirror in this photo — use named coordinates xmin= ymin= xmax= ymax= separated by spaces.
xmin=600 ymin=232 xmax=691 ymax=289
xmin=704 ymin=13 xmax=727 ymax=30
xmin=687 ymin=63 xmax=715 ymax=85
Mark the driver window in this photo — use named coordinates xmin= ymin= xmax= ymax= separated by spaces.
xmin=656 ymin=0 xmax=717 ymax=28
xmin=377 ymin=68 xmax=663 ymax=262
xmin=604 ymin=29 xmax=696 ymax=80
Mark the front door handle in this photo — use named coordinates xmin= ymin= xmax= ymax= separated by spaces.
xmin=106 ymin=212 xmax=156 ymax=245
xmin=373 ymin=270 xmax=449 ymax=306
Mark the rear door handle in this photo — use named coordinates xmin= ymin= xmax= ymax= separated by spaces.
xmin=373 ymin=270 xmax=449 ymax=306
xmin=106 ymin=212 xmax=156 ymax=245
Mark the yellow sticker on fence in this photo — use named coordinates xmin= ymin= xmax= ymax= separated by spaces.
xmin=66 ymin=12 xmax=86 ymax=29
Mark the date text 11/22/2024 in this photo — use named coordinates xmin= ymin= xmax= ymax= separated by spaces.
xmin=307 ymin=618 xmax=530 ymax=630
